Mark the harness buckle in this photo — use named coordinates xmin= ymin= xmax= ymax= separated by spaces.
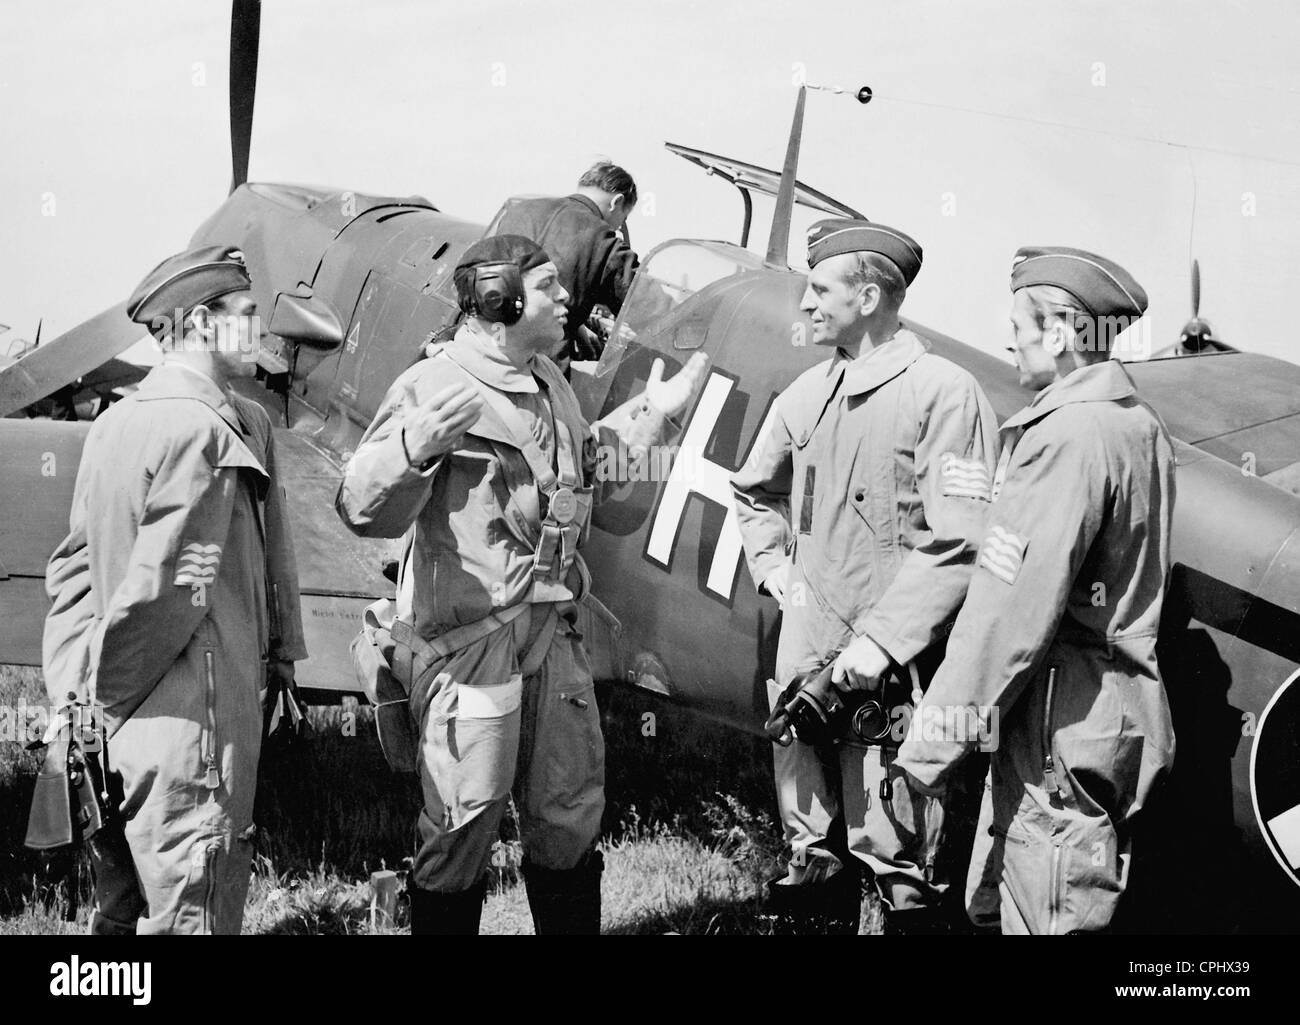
xmin=548 ymin=486 xmax=578 ymax=525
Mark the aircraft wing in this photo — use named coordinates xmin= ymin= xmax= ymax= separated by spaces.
xmin=0 ymin=413 xmax=395 ymax=695
xmin=271 ymin=424 xmax=396 ymax=694
xmin=1125 ymin=352 xmax=1300 ymax=479
xmin=0 ymin=303 xmax=147 ymax=417
xmin=0 ymin=419 xmax=90 ymax=664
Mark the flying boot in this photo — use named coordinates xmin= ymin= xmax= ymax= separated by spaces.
xmin=763 ymin=866 xmax=861 ymax=935
xmin=521 ymin=849 xmax=603 ymax=934
xmin=408 ymin=880 xmax=486 ymax=935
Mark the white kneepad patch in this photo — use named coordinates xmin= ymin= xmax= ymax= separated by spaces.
xmin=457 ymin=674 xmax=523 ymax=719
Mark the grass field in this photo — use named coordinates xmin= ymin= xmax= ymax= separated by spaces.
xmin=2 ymin=664 xmax=873 ymax=935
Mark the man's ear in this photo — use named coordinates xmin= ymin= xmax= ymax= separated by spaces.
xmin=1043 ymin=319 xmax=1069 ymax=358
xmin=187 ymin=303 xmax=214 ymax=338
xmin=857 ymin=282 xmax=881 ymax=318
xmin=608 ymin=193 xmax=625 ymax=217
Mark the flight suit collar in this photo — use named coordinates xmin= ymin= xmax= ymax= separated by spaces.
xmin=139 ymin=361 xmax=247 ymax=434
xmin=567 ymin=193 xmax=605 ymax=220
xmin=1000 ymin=358 xmax=1136 ymax=433
xmin=443 ymin=325 xmax=541 ymax=394
xmin=135 ymin=362 xmax=268 ymax=477
xmin=839 ymin=327 xmax=928 ymax=396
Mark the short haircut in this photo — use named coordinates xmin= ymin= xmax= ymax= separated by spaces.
xmin=842 ymin=251 xmax=907 ymax=310
xmin=204 ymin=292 xmax=245 ymax=315
xmin=166 ymin=292 xmax=244 ymax=339
xmin=1021 ymin=283 xmax=1117 ymax=361
xmin=578 ymin=161 xmax=638 ymax=207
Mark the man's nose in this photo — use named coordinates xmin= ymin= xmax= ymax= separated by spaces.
xmin=799 ymin=288 xmax=815 ymax=312
xmin=556 ymin=286 xmax=570 ymax=304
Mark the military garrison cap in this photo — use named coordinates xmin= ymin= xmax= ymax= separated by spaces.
xmin=1010 ymin=246 xmax=1148 ymax=321
xmin=127 ymin=244 xmax=252 ymax=331
xmin=806 ymin=218 xmax=923 ymax=285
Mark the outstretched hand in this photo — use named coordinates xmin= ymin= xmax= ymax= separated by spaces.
xmin=645 ymin=352 xmax=709 ymax=422
xmin=403 ymin=383 xmax=483 ymax=466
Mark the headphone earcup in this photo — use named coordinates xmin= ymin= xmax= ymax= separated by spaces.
xmin=472 ymin=262 xmax=525 ymax=325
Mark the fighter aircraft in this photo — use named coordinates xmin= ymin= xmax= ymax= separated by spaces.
xmin=2 ymin=0 xmax=1299 ymax=932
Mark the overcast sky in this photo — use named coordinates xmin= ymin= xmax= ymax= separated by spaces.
xmin=2 ymin=0 xmax=1297 ymax=365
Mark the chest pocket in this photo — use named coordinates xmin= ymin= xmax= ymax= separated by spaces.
xmin=843 ymin=385 xmax=908 ymax=570
xmin=446 ymin=447 xmax=501 ymax=511
xmin=448 ymin=357 xmax=592 ymax=586
xmin=797 ymin=466 xmax=816 ymax=534
xmin=789 ymin=376 xmax=841 ymax=538
xmin=847 ymin=481 xmax=874 ymax=536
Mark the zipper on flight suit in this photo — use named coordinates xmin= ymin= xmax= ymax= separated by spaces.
xmin=203 ymin=649 xmax=220 ymax=790
xmin=1048 ymin=840 xmax=1064 ymax=935
xmin=922 ymin=792 xmax=940 ymax=885
xmin=269 ymin=582 xmax=282 ymax=646
xmin=1044 ymin=664 xmax=1065 ymax=934
xmin=1042 ymin=666 xmax=1063 ymax=801
xmin=201 ymin=841 xmax=221 ymax=934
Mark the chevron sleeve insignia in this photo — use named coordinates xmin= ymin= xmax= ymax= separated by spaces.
xmin=939 ymin=451 xmax=992 ymax=501
xmin=174 ymin=541 xmax=223 ymax=587
xmin=978 ymin=525 xmax=1027 ymax=584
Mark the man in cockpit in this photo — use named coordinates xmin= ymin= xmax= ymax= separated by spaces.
xmin=487 ymin=161 xmax=640 ymax=370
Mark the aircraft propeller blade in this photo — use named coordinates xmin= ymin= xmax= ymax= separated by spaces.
xmin=229 ymin=0 xmax=262 ymax=193
xmin=33 ymin=319 xmax=42 ymax=349
xmin=0 ymin=303 xmax=143 ymax=417
xmin=1191 ymin=258 xmax=1201 ymax=319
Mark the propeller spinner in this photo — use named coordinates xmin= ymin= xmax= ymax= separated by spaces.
xmin=1178 ymin=258 xmax=1226 ymax=353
